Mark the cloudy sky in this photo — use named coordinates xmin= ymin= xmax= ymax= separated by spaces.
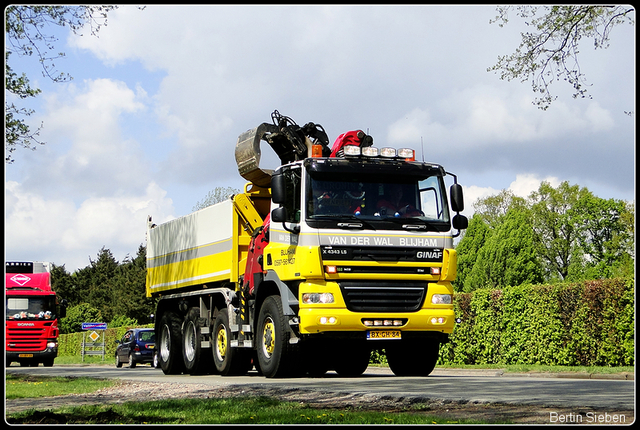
xmin=5 ymin=5 xmax=635 ymax=273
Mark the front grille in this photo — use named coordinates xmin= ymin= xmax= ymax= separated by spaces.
xmin=6 ymin=327 xmax=49 ymax=350
xmin=7 ymin=327 xmax=47 ymax=336
xmin=351 ymin=247 xmax=427 ymax=261
xmin=321 ymin=246 xmax=444 ymax=262
xmin=338 ymin=281 xmax=427 ymax=312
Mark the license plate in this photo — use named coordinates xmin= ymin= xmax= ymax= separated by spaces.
xmin=18 ymin=354 xmax=34 ymax=358
xmin=367 ymin=330 xmax=401 ymax=340
xmin=147 ymin=344 xmax=155 ymax=349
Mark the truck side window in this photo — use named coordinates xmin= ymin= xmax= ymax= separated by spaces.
xmin=281 ymin=168 xmax=301 ymax=223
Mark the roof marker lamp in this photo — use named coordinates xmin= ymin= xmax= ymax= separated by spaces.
xmin=361 ymin=146 xmax=379 ymax=157
xmin=380 ymin=147 xmax=397 ymax=157
xmin=398 ymin=148 xmax=415 ymax=160
xmin=343 ymin=145 xmax=361 ymax=156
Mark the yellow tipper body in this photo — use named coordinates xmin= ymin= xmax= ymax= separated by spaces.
xmin=146 ymin=191 xmax=265 ymax=297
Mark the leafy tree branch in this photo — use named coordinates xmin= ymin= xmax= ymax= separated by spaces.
xmin=5 ymin=5 xmax=118 ymax=163
xmin=488 ymin=5 xmax=634 ymax=110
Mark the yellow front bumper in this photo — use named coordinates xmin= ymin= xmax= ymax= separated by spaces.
xmin=298 ymin=307 xmax=455 ymax=334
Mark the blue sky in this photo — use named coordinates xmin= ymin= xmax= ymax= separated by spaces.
xmin=5 ymin=5 xmax=635 ymax=272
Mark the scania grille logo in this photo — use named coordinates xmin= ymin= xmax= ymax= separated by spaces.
xmin=10 ymin=274 xmax=31 ymax=286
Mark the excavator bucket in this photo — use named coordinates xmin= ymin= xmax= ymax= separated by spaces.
xmin=235 ymin=123 xmax=277 ymax=188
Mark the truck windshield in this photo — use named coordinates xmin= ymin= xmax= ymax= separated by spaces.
xmin=6 ymin=296 xmax=57 ymax=321
xmin=306 ymin=173 xmax=451 ymax=231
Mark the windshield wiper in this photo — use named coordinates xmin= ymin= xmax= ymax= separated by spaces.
xmin=380 ymin=216 xmax=441 ymax=231
xmin=310 ymin=214 xmax=374 ymax=230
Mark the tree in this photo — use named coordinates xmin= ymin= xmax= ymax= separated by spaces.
xmin=50 ymin=263 xmax=79 ymax=305
xmin=5 ymin=5 xmax=117 ymax=163
xmin=472 ymin=189 xmax=527 ymax=228
xmin=73 ymin=247 xmax=119 ymax=322
xmin=488 ymin=5 xmax=635 ymax=110
xmin=455 ymin=180 xmax=634 ymax=290
xmin=528 ymin=181 xmax=586 ymax=281
xmin=112 ymin=245 xmax=156 ymax=324
xmin=193 ymin=186 xmax=242 ymax=211
xmin=453 ymin=214 xmax=492 ymax=293
xmin=59 ymin=302 xmax=102 ymax=334
xmin=479 ymin=207 xmax=544 ymax=289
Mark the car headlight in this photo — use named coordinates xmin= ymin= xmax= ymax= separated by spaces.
xmin=431 ymin=294 xmax=452 ymax=304
xmin=302 ymin=293 xmax=335 ymax=304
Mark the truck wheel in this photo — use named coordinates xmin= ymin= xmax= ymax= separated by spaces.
xmin=42 ymin=359 xmax=54 ymax=367
xmin=303 ymin=341 xmax=330 ymax=377
xmin=386 ymin=339 xmax=440 ymax=376
xmin=256 ymin=295 xmax=300 ymax=378
xmin=334 ymin=342 xmax=370 ymax=377
xmin=158 ymin=311 xmax=185 ymax=375
xmin=182 ymin=308 xmax=213 ymax=374
xmin=213 ymin=309 xmax=251 ymax=375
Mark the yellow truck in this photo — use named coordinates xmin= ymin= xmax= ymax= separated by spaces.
xmin=147 ymin=111 xmax=468 ymax=377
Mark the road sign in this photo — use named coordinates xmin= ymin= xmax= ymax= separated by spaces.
xmin=81 ymin=322 xmax=107 ymax=330
xmin=89 ymin=331 xmax=100 ymax=342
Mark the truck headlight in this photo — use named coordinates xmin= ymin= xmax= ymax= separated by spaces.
xmin=431 ymin=294 xmax=452 ymax=304
xmin=302 ymin=293 xmax=334 ymax=304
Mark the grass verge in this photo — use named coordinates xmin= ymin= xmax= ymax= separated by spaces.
xmin=6 ymin=396 xmax=485 ymax=424
xmin=6 ymin=374 xmax=119 ymax=399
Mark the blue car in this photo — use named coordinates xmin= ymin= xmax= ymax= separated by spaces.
xmin=115 ymin=328 xmax=156 ymax=368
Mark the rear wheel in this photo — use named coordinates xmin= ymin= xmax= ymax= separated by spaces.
xmin=182 ymin=308 xmax=212 ymax=374
xmin=213 ymin=309 xmax=251 ymax=375
xmin=386 ymin=339 xmax=440 ymax=376
xmin=158 ymin=311 xmax=185 ymax=375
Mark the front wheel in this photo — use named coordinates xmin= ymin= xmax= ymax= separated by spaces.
xmin=334 ymin=342 xmax=370 ymax=377
xmin=256 ymin=296 xmax=300 ymax=378
xmin=115 ymin=354 xmax=123 ymax=368
xmin=128 ymin=354 xmax=137 ymax=368
xmin=386 ymin=339 xmax=440 ymax=376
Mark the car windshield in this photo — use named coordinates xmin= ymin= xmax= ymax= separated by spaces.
xmin=139 ymin=331 xmax=155 ymax=342
xmin=6 ymin=296 xmax=57 ymax=320
xmin=307 ymin=174 xmax=450 ymax=226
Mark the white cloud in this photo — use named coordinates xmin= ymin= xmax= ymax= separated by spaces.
xmin=5 ymin=181 xmax=174 ymax=273
xmin=5 ymin=77 xmax=174 ymax=272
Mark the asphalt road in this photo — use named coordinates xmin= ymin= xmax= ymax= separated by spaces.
xmin=6 ymin=364 xmax=635 ymax=411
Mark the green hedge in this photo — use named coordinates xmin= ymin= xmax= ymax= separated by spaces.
xmin=58 ymin=325 xmax=153 ymax=359
xmin=440 ymin=277 xmax=634 ymax=366
xmin=59 ymin=279 xmax=633 ymax=367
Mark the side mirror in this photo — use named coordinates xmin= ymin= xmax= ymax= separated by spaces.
xmin=452 ymin=214 xmax=468 ymax=230
xmin=271 ymin=173 xmax=286 ymax=204
xmin=450 ymin=184 xmax=464 ymax=213
xmin=271 ymin=206 xmax=287 ymax=223
xmin=58 ymin=299 xmax=68 ymax=319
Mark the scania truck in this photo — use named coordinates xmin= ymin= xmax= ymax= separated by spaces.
xmin=6 ymin=261 xmax=66 ymax=367
xmin=147 ymin=111 xmax=468 ymax=377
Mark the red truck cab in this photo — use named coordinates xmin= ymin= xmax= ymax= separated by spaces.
xmin=5 ymin=262 xmax=66 ymax=367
